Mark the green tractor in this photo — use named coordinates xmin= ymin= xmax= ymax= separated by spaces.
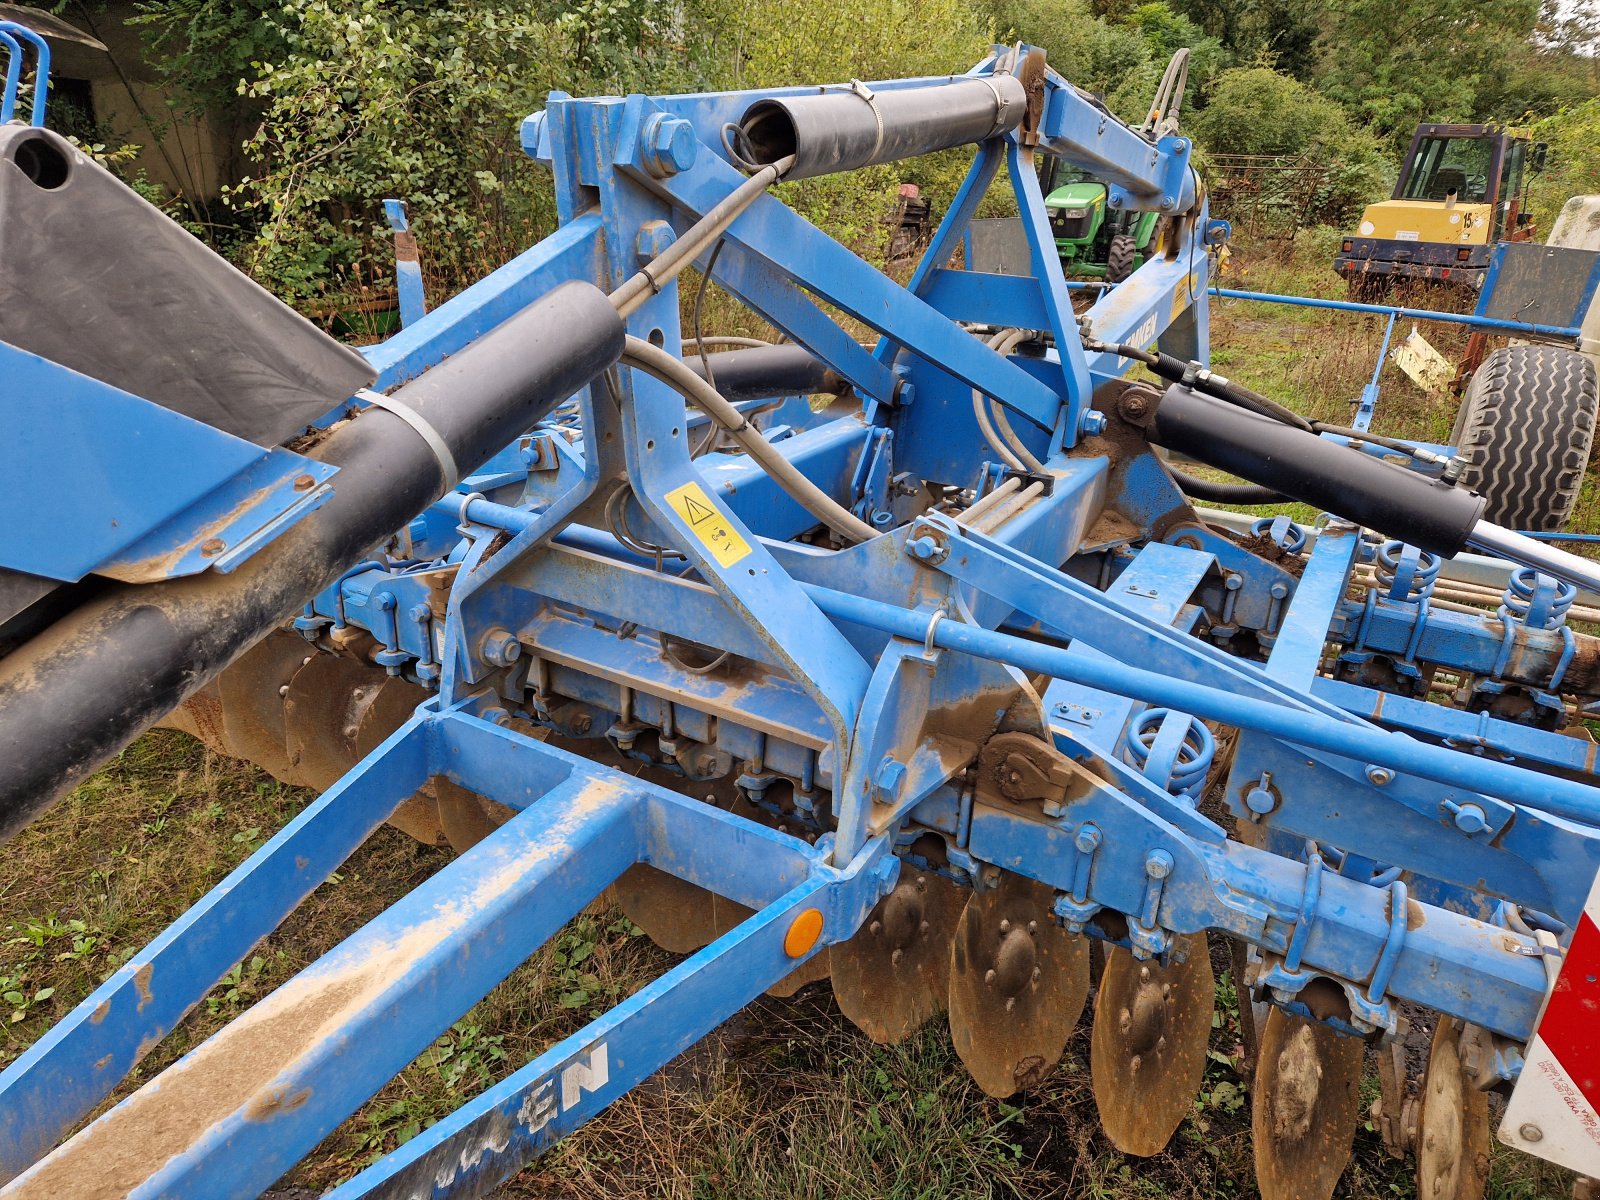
xmin=1041 ymin=160 xmax=1162 ymax=282
xmin=1040 ymin=49 xmax=1187 ymax=284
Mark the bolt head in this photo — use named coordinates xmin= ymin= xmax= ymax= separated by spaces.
xmin=480 ymin=629 xmax=522 ymax=668
xmin=1365 ymin=764 xmax=1395 ymax=786
xmin=1079 ymin=409 xmax=1108 ymax=437
xmin=1074 ymin=824 xmax=1102 ymax=853
xmin=643 ymin=114 xmax=697 ymax=176
xmin=1145 ymin=849 xmax=1174 ymax=879
xmin=293 ymin=473 xmax=316 ymax=492
xmin=200 ymin=537 xmax=226 ymax=557
xmin=872 ymin=756 xmax=907 ymax=798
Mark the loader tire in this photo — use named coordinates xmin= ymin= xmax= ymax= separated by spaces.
xmin=1105 ymin=234 xmax=1137 ymax=284
xmin=1451 ymin=344 xmax=1598 ymax=532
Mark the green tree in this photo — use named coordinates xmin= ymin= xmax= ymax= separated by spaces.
xmin=1189 ymin=66 xmax=1390 ymax=222
xmin=1310 ymin=0 xmax=1542 ymax=141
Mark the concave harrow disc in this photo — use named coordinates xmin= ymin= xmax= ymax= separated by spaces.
xmin=831 ymin=870 xmax=966 ymax=1044
xmin=216 ymin=630 xmax=314 ymax=784
xmin=1251 ymin=1006 xmax=1364 ymax=1200
xmin=948 ymin=872 xmax=1089 ymax=1097
xmin=1416 ymin=1017 xmax=1489 ymax=1200
xmin=1091 ymin=934 xmax=1213 ymax=1155
xmin=617 ymin=789 xmax=830 ymax=996
xmin=283 ymin=651 xmax=386 ymax=790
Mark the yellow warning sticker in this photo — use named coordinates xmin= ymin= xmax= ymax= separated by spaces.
xmin=663 ymin=481 xmax=753 ymax=568
xmin=1169 ymin=271 xmax=1200 ymax=324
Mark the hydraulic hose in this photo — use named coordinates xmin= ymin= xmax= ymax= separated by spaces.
xmin=972 ymin=328 xmax=1047 ymax=474
xmin=682 ymin=343 xmax=845 ymax=403
xmin=1166 ymin=467 xmax=1286 ymax=506
xmin=621 ymin=337 xmax=878 ymax=543
xmin=0 ymin=281 xmax=625 ymax=841
xmin=609 ymin=155 xmax=795 ymax=318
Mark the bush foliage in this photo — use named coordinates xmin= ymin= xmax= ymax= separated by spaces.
xmin=125 ymin=0 xmax=1598 ymax=307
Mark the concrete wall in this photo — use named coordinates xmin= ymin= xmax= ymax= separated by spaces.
xmin=26 ymin=2 xmax=240 ymax=205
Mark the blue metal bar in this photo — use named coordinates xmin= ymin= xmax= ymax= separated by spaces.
xmin=800 ymin=583 xmax=1600 ymax=826
xmin=329 ymin=850 xmax=886 ymax=1198
xmin=1034 ymin=68 xmax=1195 ymax=211
xmin=0 ymin=22 xmax=48 ymax=127
xmin=1210 ymin=286 xmax=1582 ymax=340
xmin=0 ymin=30 xmax=22 ymax=125
xmin=1353 ymin=309 xmax=1399 ymax=432
xmin=382 ymin=198 xmax=427 ymax=328
xmin=0 ymin=23 xmax=47 ymax=128
xmin=0 ymin=713 xmax=434 ymax=1184
xmin=5 ymin=711 xmax=886 ymax=1197
xmin=640 ymin=141 xmax=1066 ymax=431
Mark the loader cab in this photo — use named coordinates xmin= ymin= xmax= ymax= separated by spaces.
xmin=1335 ymin=123 xmax=1544 ymax=295
xmin=1394 ymin=125 xmax=1536 ymax=241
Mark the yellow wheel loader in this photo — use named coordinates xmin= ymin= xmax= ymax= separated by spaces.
xmin=1334 ymin=122 xmax=1544 ymax=298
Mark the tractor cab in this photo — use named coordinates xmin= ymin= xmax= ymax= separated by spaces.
xmin=1335 ymin=123 xmax=1543 ymax=295
xmin=1039 ymin=157 xmax=1158 ymax=283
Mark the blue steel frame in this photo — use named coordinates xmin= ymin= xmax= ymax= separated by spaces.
xmin=2 ymin=48 xmax=1596 ymax=1195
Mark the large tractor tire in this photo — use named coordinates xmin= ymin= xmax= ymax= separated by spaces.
xmin=1451 ymin=344 xmax=1599 ymax=531
xmin=1105 ymin=233 xmax=1138 ymax=284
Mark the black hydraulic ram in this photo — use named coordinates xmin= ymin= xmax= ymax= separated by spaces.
xmin=1143 ymin=382 xmax=1600 ymax=596
xmin=737 ymin=74 xmax=1029 ymax=181
xmin=0 ymin=282 xmax=624 ymax=842
xmin=684 ymin=343 xmax=846 ymax=401
xmin=1147 ymin=382 xmax=1484 ymax=555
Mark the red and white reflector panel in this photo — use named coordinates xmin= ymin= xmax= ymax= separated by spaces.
xmin=1501 ymin=872 xmax=1600 ymax=1176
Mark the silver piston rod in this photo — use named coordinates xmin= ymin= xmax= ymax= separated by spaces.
xmin=1467 ymin=522 xmax=1600 ymax=597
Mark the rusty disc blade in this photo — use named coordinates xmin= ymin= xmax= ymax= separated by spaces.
xmin=1252 ymin=1006 xmax=1364 ymax=1200
xmin=831 ymin=871 xmax=967 ymax=1044
xmin=1416 ymin=1017 xmax=1489 ymax=1200
xmin=160 ymin=679 xmax=233 ymax=757
xmin=217 ymin=631 xmax=315 ymax=784
xmin=948 ymin=872 xmax=1089 ymax=1097
xmin=1091 ymin=934 xmax=1214 ymax=1155
xmin=615 ymin=773 xmax=747 ymax=955
xmin=283 ymin=652 xmax=383 ymax=791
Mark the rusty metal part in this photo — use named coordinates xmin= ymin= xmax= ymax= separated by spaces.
xmin=216 ymin=631 xmax=315 ymax=784
xmin=1417 ymin=1017 xmax=1490 ymax=1200
xmin=977 ymin=731 xmax=1075 ymax=805
xmin=1373 ymin=1034 xmax=1419 ymax=1159
xmin=614 ymin=865 xmax=723 ymax=955
xmin=282 ymin=653 xmax=390 ymax=791
xmin=1251 ymin=1006 xmax=1365 ymax=1200
xmin=159 ymin=679 xmax=232 ymax=757
xmin=948 ymin=872 xmax=1089 ymax=1097
xmin=831 ymin=871 xmax=966 ymax=1044
xmin=1091 ymin=934 xmax=1214 ymax=1155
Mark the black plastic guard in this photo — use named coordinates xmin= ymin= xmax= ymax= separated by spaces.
xmin=0 ymin=126 xmax=375 ymax=446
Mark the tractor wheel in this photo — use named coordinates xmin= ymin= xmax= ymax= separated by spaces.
xmin=1452 ymin=344 xmax=1599 ymax=531
xmin=1105 ymin=234 xmax=1137 ymax=284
